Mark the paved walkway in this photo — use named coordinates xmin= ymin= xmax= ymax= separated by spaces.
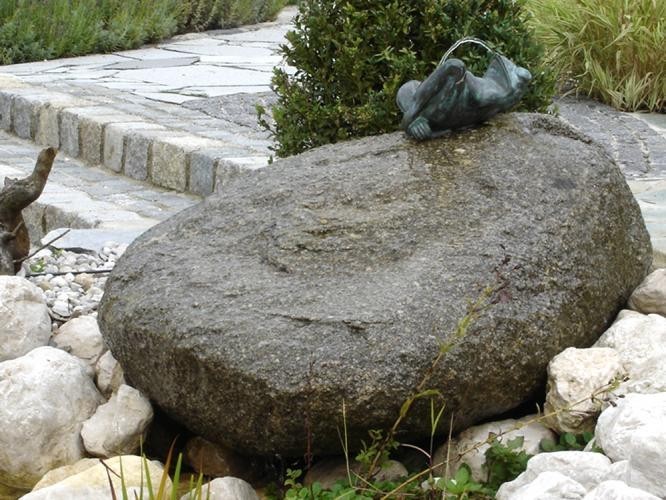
xmin=0 ymin=7 xmax=295 ymax=199
xmin=0 ymin=5 xmax=665 ymax=261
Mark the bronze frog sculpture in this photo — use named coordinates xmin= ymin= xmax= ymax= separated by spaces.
xmin=397 ymin=38 xmax=532 ymax=140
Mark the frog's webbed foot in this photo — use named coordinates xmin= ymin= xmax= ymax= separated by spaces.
xmin=407 ymin=116 xmax=433 ymax=141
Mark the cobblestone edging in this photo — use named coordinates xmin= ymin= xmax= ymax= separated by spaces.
xmin=0 ymin=76 xmax=270 ymax=196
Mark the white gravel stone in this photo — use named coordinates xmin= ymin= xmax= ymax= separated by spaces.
xmin=52 ymin=300 xmax=70 ymax=317
xmin=544 ymin=347 xmax=624 ymax=434
xmin=0 ymin=276 xmax=51 ymax=362
xmin=594 ymin=310 xmax=666 ymax=375
xmin=584 ymin=480 xmax=660 ymax=500
xmin=596 ymin=393 xmax=666 ymax=497
xmin=180 ymin=477 xmax=259 ymax=500
xmin=95 ymin=350 xmax=126 ymax=397
xmin=21 ymin=455 xmax=169 ymax=500
xmin=81 ymin=384 xmax=153 ymax=458
xmin=50 ymin=276 xmax=68 ymax=288
xmin=618 ymin=356 xmax=666 ymax=395
xmin=628 ymin=268 xmax=666 ymax=315
xmin=0 ymin=347 xmax=104 ymax=490
xmin=53 ymin=316 xmax=105 ymax=368
xmin=25 ymin=244 xmax=121 ymax=327
xmin=498 ymin=471 xmax=586 ymax=500
xmin=596 ymin=392 xmax=666 ymax=461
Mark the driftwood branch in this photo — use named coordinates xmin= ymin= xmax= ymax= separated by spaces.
xmin=0 ymin=147 xmax=57 ymax=275
xmin=26 ymin=268 xmax=112 ymax=278
xmin=15 ymin=228 xmax=71 ymax=264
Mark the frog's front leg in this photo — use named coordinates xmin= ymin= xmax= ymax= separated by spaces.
xmin=406 ymin=116 xmax=433 ymax=141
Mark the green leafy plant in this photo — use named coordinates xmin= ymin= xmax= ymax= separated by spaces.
xmin=261 ymin=0 xmax=557 ymax=157
xmin=483 ymin=436 xmax=532 ymax=492
xmin=437 ymin=464 xmax=491 ymax=499
xmin=29 ymin=257 xmax=45 ymax=274
xmin=283 ymin=469 xmax=370 ymax=499
xmin=525 ymin=0 xmax=665 ymax=111
xmin=540 ymin=431 xmax=594 ymax=452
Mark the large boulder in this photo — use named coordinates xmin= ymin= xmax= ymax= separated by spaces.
xmin=99 ymin=114 xmax=651 ymax=456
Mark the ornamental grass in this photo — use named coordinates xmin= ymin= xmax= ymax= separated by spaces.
xmin=526 ymin=0 xmax=665 ymax=112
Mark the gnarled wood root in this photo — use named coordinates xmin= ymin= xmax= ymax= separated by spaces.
xmin=0 ymin=147 xmax=57 ymax=275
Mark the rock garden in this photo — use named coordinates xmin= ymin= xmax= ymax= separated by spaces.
xmin=0 ymin=0 xmax=663 ymax=499
xmin=2 ymin=111 xmax=665 ymax=499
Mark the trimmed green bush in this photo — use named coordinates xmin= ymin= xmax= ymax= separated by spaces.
xmin=526 ymin=0 xmax=665 ymax=112
xmin=262 ymin=0 xmax=557 ymax=157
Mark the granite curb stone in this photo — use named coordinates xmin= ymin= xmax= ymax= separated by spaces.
xmin=0 ymin=81 xmax=270 ymax=195
xmin=103 ymin=122 xmax=162 ymax=173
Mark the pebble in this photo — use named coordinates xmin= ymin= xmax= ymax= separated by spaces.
xmin=23 ymin=243 xmax=125 ymax=327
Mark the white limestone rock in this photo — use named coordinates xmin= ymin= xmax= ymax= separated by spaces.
xmin=21 ymin=455 xmax=169 ymax=500
xmin=618 ymin=356 xmax=666 ymax=395
xmin=595 ymin=393 xmax=666 ymax=498
xmin=94 ymin=350 xmax=125 ymax=397
xmin=31 ymin=459 xmax=100 ymax=491
xmin=594 ymin=311 xmax=666 ymax=375
xmin=81 ymin=384 xmax=153 ymax=458
xmin=628 ymin=268 xmax=666 ymax=315
xmin=304 ymin=457 xmax=407 ymax=489
xmin=498 ymin=471 xmax=586 ymax=500
xmin=432 ymin=415 xmax=556 ymax=482
xmin=53 ymin=316 xmax=105 ymax=368
xmin=52 ymin=299 xmax=70 ymax=318
xmin=0 ymin=276 xmax=51 ymax=362
xmin=180 ymin=477 xmax=259 ymax=500
xmin=608 ymin=460 xmax=630 ymax=482
xmin=624 ymin=425 xmax=666 ymax=498
xmin=583 ymin=480 xmax=660 ymax=499
xmin=0 ymin=347 xmax=104 ymax=490
xmin=595 ymin=392 xmax=666 ymax=461
xmin=495 ymin=451 xmax=612 ymax=499
xmin=544 ymin=347 xmax=624 ymax=433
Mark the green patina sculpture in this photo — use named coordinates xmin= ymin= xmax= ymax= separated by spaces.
xmin=397 ymin=38 xmax=532 ymax=140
